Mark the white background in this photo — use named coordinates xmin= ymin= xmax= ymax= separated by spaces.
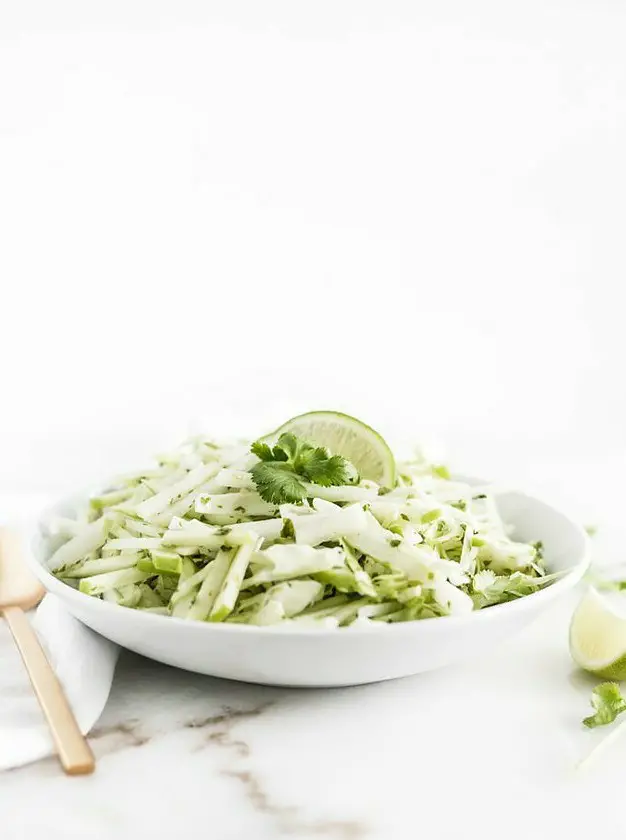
xmin=2 ymin=0 xmax=625 ymax=500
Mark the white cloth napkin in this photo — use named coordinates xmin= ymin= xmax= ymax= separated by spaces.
xmin=0 ymin=595 xmax=119 ymax=771
xmin=0 ymin=494 xmax=119 ymax=771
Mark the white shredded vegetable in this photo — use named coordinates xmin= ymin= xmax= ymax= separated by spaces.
xmin=48 ymin=428 xmax=555 ymax=626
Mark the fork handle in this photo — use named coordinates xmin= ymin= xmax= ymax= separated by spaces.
xmin=3 ymin=606 xmax=95 ymax=775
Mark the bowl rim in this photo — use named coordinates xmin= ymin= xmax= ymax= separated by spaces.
xmin=28 ymin=486 xmax=591 ymax=637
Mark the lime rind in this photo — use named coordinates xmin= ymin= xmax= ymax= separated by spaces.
xmin=263 ymin=410 xmax=396 ymax=486
xmin=586 ymin=653 xmax=626 ymax=682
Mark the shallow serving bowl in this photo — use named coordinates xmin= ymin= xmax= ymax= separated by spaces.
xmin=28 ymin=486 xmax=590 ymax=687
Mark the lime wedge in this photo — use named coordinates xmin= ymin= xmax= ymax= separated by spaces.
xmin=265 ymin=411 xmax=396 ymax=486
xmin=570 ymin=587 xmax=626 ymax=680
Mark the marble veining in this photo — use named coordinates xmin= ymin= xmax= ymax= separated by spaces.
xmin=186 ymin=705 xmax=366 ymax=839
xmin=4 ymin=596 xmax=626 ymax=840
xmin=89 ymin=701 xmax=367 ymax=838
xmin=90 ymin=719 xmax=152 ymax=753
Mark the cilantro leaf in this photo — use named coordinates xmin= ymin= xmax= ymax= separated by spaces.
xmin=295 ymin=444 xmax=352 ymax=486
xmin=583 ymin=682 xmax=626 ymax=728
xmin=250 ymin=462 xmax=307 ymax=505
xmin=295 ymin=445 xmax=328 ymax=475
xmin=271 ymin=444 xmax=289 ymax=462
xmin=249 ymin=432 xmax=358 ymax=504
xmin=273 ymin=433 xmax=301 ymax=462
xmin=251 ymin=441 xmax=274 ymax=462
xmin=302 ymin=451 xmax=351 ymax=486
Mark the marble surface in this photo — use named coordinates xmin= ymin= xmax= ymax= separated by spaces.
xmin=2 ymin=593 xmax=626 ymax=839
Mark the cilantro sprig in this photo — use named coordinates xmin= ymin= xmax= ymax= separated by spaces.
xmin=250 ymin=433 xmax=357 ymax=505
xmin=583 ymin=682 xmax=626 ymax=728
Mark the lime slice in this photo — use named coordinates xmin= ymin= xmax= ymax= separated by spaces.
xmin=265 ymin=411 xmax=396 ymax=486
xmin=570 ymin=587 xmax=626 ymax=680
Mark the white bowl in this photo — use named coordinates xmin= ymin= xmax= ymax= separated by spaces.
xmin=28 ymin=487 xmax=589 ymax=687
